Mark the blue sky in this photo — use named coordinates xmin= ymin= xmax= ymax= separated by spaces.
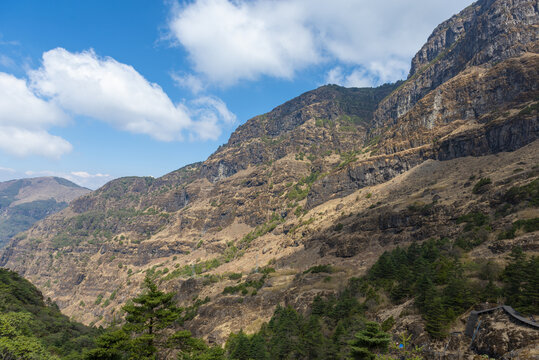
xmin=0 ymin=0 xmax=472 ymax=189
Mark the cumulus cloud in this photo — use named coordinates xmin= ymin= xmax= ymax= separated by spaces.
xmin=326 ymin=59 xmax=410 ymax=88
xmin=0 ymin=72 xmax=71 ymax=158
xmin=24 ymin=169 xmax=114 ymax=189
xmin=0 ymin=48 xmax=236 ymax=160
xmin=29 ymin=48 xmax=234 ymax=141
xmin=169 ymin=0 xmax=319 ymax=85
xmin=168 ymin=0 xmax=471 ymax=86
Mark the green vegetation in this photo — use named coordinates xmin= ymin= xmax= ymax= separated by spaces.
xmin=498 ymin=218 xmax=539 ymax=239
xmin=228 ymin=273 xmax=242 ymax=280
xmin=349 ymin=321 xmax=391 ymax=360
xmin=223 ymin=268 xmax=275 ymax=296
xmin=304 ymin=264 xmax=334 ymax=274
xmin=501 ymin=247 xmax=539 ymax=314
xmin=0 ymin=268 xmax=100 ymax=359
xmin=5 ymin=236 xmax=536 ymax=359
xmin=160 ymin=258 xmax=222 ymax=282
xmin=501 ymin=179 xmax=539 ymax=208
xmin=472 ymin=177 xmax=492 ymax=194
xmin=454 ymin=211 xmax=491 ymax=250
xmin=367 ymin=239 xmax=538 ymax=337
xmin=240 ymin=213 xmax=284 ymax=247
xmin=337 ymin=151 xmax=359 ymax=169
xmin=86 ymin=276 xmax=184 ymax=359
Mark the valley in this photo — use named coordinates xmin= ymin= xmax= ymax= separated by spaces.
xmin=0 ymin=0 xmax=538 ymax=358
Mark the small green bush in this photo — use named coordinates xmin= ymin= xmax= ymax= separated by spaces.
xmin=472 ymin=178 xmax=492 ymax=194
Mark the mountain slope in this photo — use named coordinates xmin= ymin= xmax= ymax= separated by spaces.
xmin=1 ymin=0 xmax=538 ymax=355
xmin=0 ymin=267 xmax=100 ymax=358
xmin=0 ymin=177 xmax=90 ymax=248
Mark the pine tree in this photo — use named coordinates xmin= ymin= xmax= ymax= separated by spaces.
xmin=83 ymin=329 xmax=130 ymax=360
xmin=414 ymin=274 xmax=435 ymax=311
xmin=503 ymin=246 xmax=528 ymax=311
xmin=248 ymin=332 xmax=268 ymax=360
xmin=302 ymin=315 xmax=326 ymax=359
xmin=442 ymin=277 xmax=474 ymax=317
xmin=122 ymin=275 xmax=182 ymax=358
xmin=266 ymin=306 xmax=304 ymax=359
xmin=349 ymin=321 xmax=390 ymax=360
xmin=424 ymin=296 xmax=447 ymax=339
xmin=226 ymin=330 xmax=251 ymax=360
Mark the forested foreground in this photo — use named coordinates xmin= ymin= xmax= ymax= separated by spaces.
xmin=1 ymin=240 xmax=537 ymax=359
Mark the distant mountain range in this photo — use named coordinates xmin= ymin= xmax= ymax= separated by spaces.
xmin=1 ymin=0 xmax=537 ymax=358
xmin=0 ymin=177 xmax=90 ymax=247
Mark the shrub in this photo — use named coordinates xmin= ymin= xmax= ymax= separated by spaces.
xmin=304 ymin=264 xmax=334 ymax=274
xmin=472 ymin=178 xmax=492 ymax=194
xmin=228 ymin=273 xmax=242 ymax=280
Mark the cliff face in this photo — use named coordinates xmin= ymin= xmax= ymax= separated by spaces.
xmin=374 ymin=0 xmax=538 ymax=128
xmin=307 ymin=0 xmax=539 ymax=208
xmin=1 ymin=0 xmax=538 ymax=355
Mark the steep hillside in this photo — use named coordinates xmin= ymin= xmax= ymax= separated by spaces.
xmin=1 ymin=0 xmax=538 ymax=357
xmin=0 ymin=267 xmax=100 ymax=359
xmin=0 ymin=177 xmax=90 ymax=248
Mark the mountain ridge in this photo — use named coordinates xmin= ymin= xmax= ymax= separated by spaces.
xmin=1 ymin=0 xmax=538 ymax=356
xmin=0 ymin=177 xmax=91 ymax=248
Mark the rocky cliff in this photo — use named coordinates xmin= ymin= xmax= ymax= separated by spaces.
xmin=1 ymin=0 xmax=538 ymax=357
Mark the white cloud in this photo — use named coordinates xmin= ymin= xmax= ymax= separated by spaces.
xmin=169 ymin=0 xmax=319 ymax=86
xmin=29 ymin=48 xmax=234 ymax=141
xmin=168 ymin=0 xmax=472 ymax=86
xmin=0 ymin=126 xmax=72 ymax=158
xmin=67 ymin=171 xmax=113 ymax=189
xmin=24 ymin=169 xmax=114 ymax=189
xmin=0 ymin=166 xmax=15 ymax=173
xmin=0 ymin=72 xmax=71 ymax=158
xmin=326 ymin=59 xmax=410 ymax=88
xmin=171 ymin=72 xmax=205 ymax=94
xmin=187 ymin=96 xmax=237 ymax=140
xmin=0 ymin=55 xmax=15 ymax=68
xmin=70 ymin=171 xmax=110 ymax=179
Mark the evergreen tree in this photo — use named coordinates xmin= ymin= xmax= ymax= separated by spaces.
xmin=349 ymin=321 xmax=390 ymax=360
xmin=83 ymin=329 xmax=130 ymax=360
xmin=226 ymin=330 xmax=251 ymax=360
xmin=414 ymin=274 xmax=435 ymax=311
xmin=266 ymin=306 xmax=304 ymax=359
xmin=442 ymin=277 xmax=474 ymax=318
xmin=503 ymin=247 xmax=528 ymax=311
xmin=424 ymin=297 xmax=447 ymax=339
xmin=522 ymin=255 xmax=539 ymax=314
xmin=248 ymin=332 xmax=268 ymax=360
xmin=170 ymin=330 xmax=211 ymax=359
xmin=302 ymin=315 xmax=326 ymax=359
xmin=122 ymin=275 xmax=182 ymax=355
xmin=87 ymin=276 xmax=183 ymax=359
xmin=481 ymin=280 xmax=501 ymax=303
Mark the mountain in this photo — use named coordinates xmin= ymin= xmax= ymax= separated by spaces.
xmin=0 ymin=177 xmax=91 ymax=248
xmin=1 ymin=0 xmax=538 ymax=357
